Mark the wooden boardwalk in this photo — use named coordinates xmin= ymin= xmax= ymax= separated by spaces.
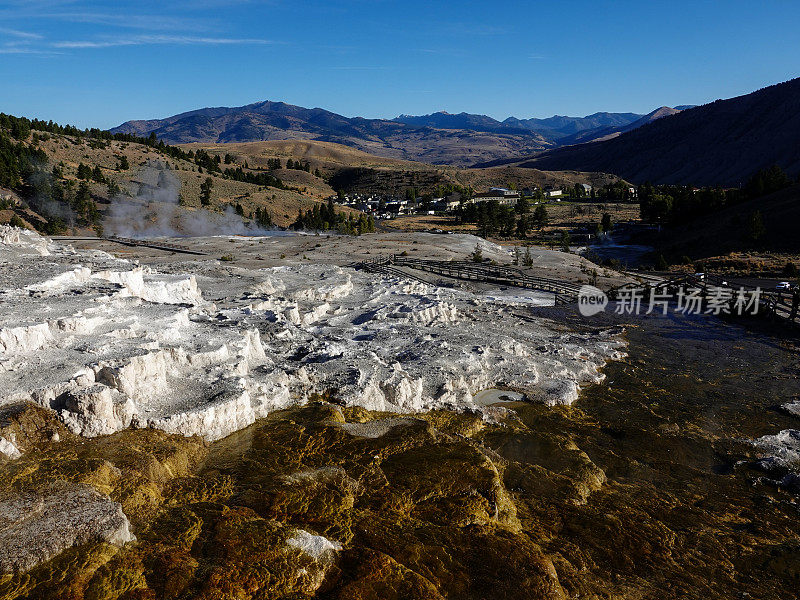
xmin=359 ymin=255 xmax=582 ymax=305
xmin=361 ymin=256 xmax=800 ymax=325
xmin=53 ymin=236 xmax=208 ymax=256
xmin=609 ymin=273 xmax=800 ymax=325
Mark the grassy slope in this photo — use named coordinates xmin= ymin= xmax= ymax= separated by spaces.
xmin=2 ymin=132 xmax=625 ymax=234
xmin=182 ymin=139 xmax=621 ymax=197
xmin=2 ymin=133 xmax=338 ymax=230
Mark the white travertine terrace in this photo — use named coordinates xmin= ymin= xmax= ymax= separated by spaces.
xmin=0 ymin=226 xmax=626 ymax=448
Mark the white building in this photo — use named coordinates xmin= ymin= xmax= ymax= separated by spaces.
xmin=471 ymin=191 xmax=520 ymax=206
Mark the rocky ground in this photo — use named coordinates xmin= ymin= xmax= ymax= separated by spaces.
xmin=0 ymin=228 xmax=626 ymax=447
xmin=1 ymin=226 xmax=798 ymax=599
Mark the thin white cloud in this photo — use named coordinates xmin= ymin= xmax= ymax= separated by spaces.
xmin=0 ymin=45 xmax=61 ymax=56
xmin=39 ymin=12 xmax=208 ymax=31
xmin=0 ymin=27 xmax=43 ymax=39
xmin=53 ymin=35 xmax=278 ymax=49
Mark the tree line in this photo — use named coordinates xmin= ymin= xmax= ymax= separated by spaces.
xmin=457 ymin=199 xmax=549 ymax=238
xmin=639 ymin=165 xmax=793 ymax=225
xmin=291 ymin=199 xmax=375 ymax=235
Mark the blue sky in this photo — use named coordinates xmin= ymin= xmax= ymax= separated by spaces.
xmin=1 ymin=0 xmax=799 ymax=129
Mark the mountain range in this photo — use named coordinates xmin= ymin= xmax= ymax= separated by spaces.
xmin=391 ymin=111 xmax=645 ymax=139
xmin=111 ymin=103 xmax=682 ymax=167
xmin=113 ymin=77 xmax=800 ymax=187
xmin=489 ymin=78 xmax=800 ymax=185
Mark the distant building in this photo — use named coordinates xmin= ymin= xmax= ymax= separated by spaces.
xmin=579 ymin=183 xmax=592 ymax=194
xmin=385 ymin=201 xmax=406 ymax=214
xmin=545 ymin=189 xmax=563 ymax=198
xmin=430 ymin=198 xmax=461 ymax=212
xmin=471 ymin=191 xmax=520 ymax=206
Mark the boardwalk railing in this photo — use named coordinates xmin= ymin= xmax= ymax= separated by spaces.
xmin=609 ymin=273 xmax=800 ymax=325
xmin=359 ymin=255 xmax=582 ymax=305
xmin=52 ymin=235 xmax=209 ymax=256
xmin=104 ymin=236 xmax=208 ymax=256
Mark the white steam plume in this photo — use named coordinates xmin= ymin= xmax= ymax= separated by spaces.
xmin=105 ymin=161 xmax=280 ymax=238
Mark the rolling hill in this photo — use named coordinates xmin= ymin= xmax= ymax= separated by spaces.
xmin=181 ymin=139 xmax=624 ymax=197
xmin=113 ymin=102 xmax=684 ymax=168
xmin=112 ymin=101 xmax=554 ymax=167
xmin=491 ymin=78 xmax=800 ymax=185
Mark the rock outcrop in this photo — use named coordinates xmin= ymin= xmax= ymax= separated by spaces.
xmin=0 ymin=482 xmax=134 ymax=575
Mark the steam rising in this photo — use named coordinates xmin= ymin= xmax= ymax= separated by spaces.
xmin=105 ymin=161 xmax=278 ymax=238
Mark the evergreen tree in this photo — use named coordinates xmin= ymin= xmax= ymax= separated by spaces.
xmin=516 ymin=214 xmax=530 ymax=238
xmin=532 ymin=205 xmax=548 ymax=228
xmin=10 ymin=119 xmax=30 ymax=140
xmin=254 ymin=206 xmax=273 ymax=228
xmin=200 ymin=177 xmax=213 ymax=207
xmin=106 ymin=179 xmax=121 ymax=198
xmin=523 ymin=247 xmax=533 ymax=267
xmin=747 ymin=210 xmax=766 ymax=243
xmin=74 ymin=181 xmax=92 ymax=219
xmin=77 ymin=163 xmax=92 ymax=180
xmin=560 ymin=231 xmax=572 ymax=252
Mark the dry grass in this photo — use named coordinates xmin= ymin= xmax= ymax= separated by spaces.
xmin=180 ymin=140 xmax=625 ymax=198
xmin=541 ymin=201 xmax=639 ymax=227
xmin=23 ymin=134 xmax=345 ymax=229
xmin=388 ymin=201 xmax=640 ymax=237
xmin=19 ymin=134 xmax=628 ymax=233
xmin=453 ymin=167 xmax=627 ymax=192
xmin=388 ymin=214 xmax=476 ymax=233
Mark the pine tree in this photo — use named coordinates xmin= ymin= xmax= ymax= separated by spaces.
xmin=523 ymin=247 xmax=533 ymax=267
xmin=200 ymin=177 xmax=213 ymax=207
xmin=748 ymin=210 xmax=766 ymax=243
xmin=77 ymin=163 xmax=92 ymax=180
xmin=471 ymin=244 xmax=483 ymax=263
xmin=533 ymin=205 xmax=548 ymax=228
